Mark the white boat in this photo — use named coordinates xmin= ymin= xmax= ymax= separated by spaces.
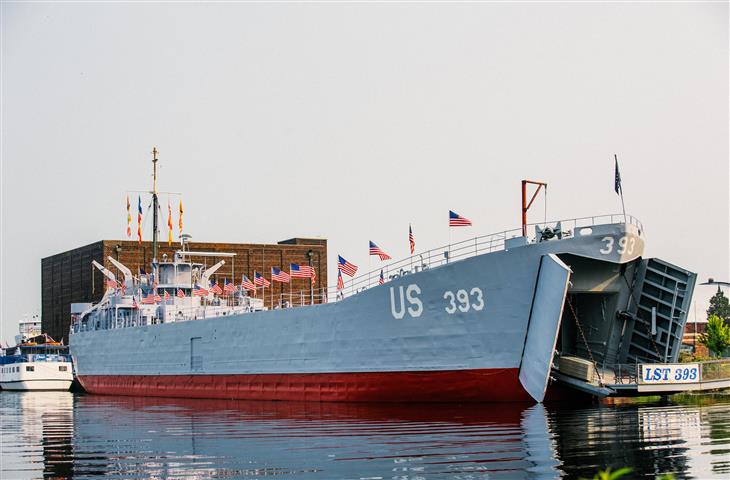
xmin=0 ymin=333 xmax=73 ymax=391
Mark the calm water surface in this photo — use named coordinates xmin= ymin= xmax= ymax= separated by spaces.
xmin=1 ymin=392 xmax=729 ymax=479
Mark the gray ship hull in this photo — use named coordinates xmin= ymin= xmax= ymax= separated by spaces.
xmin=72 ymin=222 xmax=665 ymax=403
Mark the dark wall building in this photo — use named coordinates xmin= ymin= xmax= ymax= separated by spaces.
xmin=42 ymin=238 xmax=327 ymax=342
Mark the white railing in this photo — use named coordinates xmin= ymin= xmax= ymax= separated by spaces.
xmin=322 ymin=213 xmax=643 ymax=302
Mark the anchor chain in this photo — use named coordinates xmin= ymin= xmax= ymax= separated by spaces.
xmin=567 ymin=296 xmax=604 ymax=386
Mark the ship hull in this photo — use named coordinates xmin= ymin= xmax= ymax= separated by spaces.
xmin=78 ymin=368 xmax=530 ymax=402
xmin=72 ymin=223 xmax=644 ymax=403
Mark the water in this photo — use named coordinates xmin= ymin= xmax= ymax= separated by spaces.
xmin=1 ymin=392 xmax=729 ymax=479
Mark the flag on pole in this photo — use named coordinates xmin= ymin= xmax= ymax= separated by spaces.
xmin=614 ymin=156 xmax=622 ymax=194
xmin=176 ymin=288 xmax=186 ymax=298
xmin=120 ymin=283 xmax=127 ymax=295
xmin=379 ymin=269 xmax=385 ymax=285
xmin=337 ymin=255 xmax=358 ymax=277
xmin=241 ymin=275 xmax=256 ymax=291
xmin=126 ymin=196 xmax=131 ymax=238
xmin=369 ymin=241 xmax=391 ymax=261
xmin=337 ymin=269 xmax=344 ymax=291
xmin=254 ymin=271 xmax=270 ymax=287
xmin=179 ymin=199 xmax=184 ymax=233
xmin=193 ymin=284 xmax=209 ymax=296
xmin=224 ymin=278 xmax=237 ymax=294
xmin=449 ymin=210 xmax=472 ymax=227
xmin=210 ymin=281 xmax=223 ymax=295
xmin=137 ymin=195 xmax=143 ymax=243
xmin=141 ymin=293 xmax=158 ymax=304
xmin=167 ymin=201 xmax=173 ymax=246
xmin=290 ymin=264 xmax=316 ymax=284
xmin=271 ymin=267 xmax=290 ymax=283
xmin=409 ymin=224 xmax=415 ymax=254
xmin=164 ymin=290 xmax=171 ymax=301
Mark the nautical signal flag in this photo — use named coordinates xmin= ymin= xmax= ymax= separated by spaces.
xmin=193 ymin=284 xmax=208 ymax=296
xmin=254 ymin=271 xmax=270 ymax=287
xmin=379 ymin=269 xmax=385 ymax=285
xmin=210 ymin=281 xmax=223 ymax=295
xmin=409 ymin=224 xmax=415 ymax=254
xmin=338 ymin=255 xmax=358 ymax=277
xmin=126 ymin=196 xmax=131 ymax=238
xmin=167 ymin=201 xmax=173 ymax=246
xmin=137 ymin=195 xmax=143 ymax=243
xmin=272 ymin=267 xmax=290 ymax=283
xmin=449 ymin=210 xmax=472 ymax=227
xmin=241 ymin=275 xmax=256 ymax=291
xmin=614 ymin=156 xmax=622 ymax=195
xmin=337 ymin=269 xmax=344 ymax=291
xmin=224 ymin=279 xmax=237 ymax=294
xmin=176 ymin=288 xmax=186 ymax=298
xmin=369 ymin=241 xmax=391 ymax=261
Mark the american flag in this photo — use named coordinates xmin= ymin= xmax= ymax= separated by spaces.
xmin=449 ymin=210 xmax=472 ymax=227
xmin=176 ymin=288 xmax=186 ymax=298
xmin=409 ymin=224 xmax=415 ymax=254
xmin=614 ymin=155 xmax=622 ymax=195
xmin=193 ymin=284 xmax=209 ymax=296
xmin=106 ymin=279 xmax=118 ymax=289
xmin=271 ymin=267 xmax=290 ymax=283
xmin=224 ymin=279 xmax=237 ymax=294
xmin=254 ymin=271 xmax=270 ymax=287
xmin=210 ymin=281 xmax=223 ymax=295
xmin=120 ymin=283 xmax=127 ymax=295
xmin=290 ymin=264 xmax=316 ymax=284
xmin=369 ymin=241 xmax=391 ymax=261
xmin=164 ymin=290 xmax=171 ymax=301
xmin=336 ymin=269 xmax=344 ymax=291
xmin=337 ymin=255 xmax=358 ymax=277
xmin=379 ymin=269 xmax=385 ymax=285
xmin=141 ymin=293 xmax=158 ymax=304
xmin=241 ymin=275 xmax=256 ymax=291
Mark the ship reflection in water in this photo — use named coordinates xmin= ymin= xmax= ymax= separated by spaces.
xmin=1 ymin=392 xmax=729 ymax=479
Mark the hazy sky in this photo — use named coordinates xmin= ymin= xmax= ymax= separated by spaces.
xmin=1 ymin=2 xmax=728 ymax=344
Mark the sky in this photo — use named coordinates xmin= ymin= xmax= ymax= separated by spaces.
xmin=1 ymin=2 xmax=728 ymax=344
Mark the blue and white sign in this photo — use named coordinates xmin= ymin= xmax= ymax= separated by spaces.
xmin=640 ymin=363 xmax=700 ymax=384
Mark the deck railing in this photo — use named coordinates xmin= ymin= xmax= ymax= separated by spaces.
xmin=323 ymin=213 xmax=643 ymax=302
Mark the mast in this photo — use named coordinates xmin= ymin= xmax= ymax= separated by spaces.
xmin=152 ymin=147 xmax=159 ymax=265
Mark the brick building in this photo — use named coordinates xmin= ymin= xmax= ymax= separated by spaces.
xmin=42 ymin=238 xmax=327 ymax=342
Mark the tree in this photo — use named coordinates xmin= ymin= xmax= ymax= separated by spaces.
xmin=707 ymin=287 xmax=730 ymax=323
xmin=698 ymin=314 xmax=730 ymax=357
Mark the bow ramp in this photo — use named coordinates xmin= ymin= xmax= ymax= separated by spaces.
xmin=519 ymin=254 xmax=572 ymax=402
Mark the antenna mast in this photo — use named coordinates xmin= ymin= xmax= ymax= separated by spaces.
xmin=151 ymin=147 xmax=159 ymax=264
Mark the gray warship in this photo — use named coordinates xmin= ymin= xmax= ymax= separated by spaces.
xmin=69 ymin=153 xmax=696 ymax=402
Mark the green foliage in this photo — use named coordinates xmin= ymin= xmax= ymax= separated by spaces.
xmin=707 ymin=287 xmax=730 ymax=322
xmin=583 ymin=468 xmax=675 ymax=480
xmin=584 ymin=467 xmax=633 ymax=480
xmin=698 ymin=315 xmax=730 ymax=357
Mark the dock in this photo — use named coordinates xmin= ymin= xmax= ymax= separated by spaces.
xmin=553 ymin=358 xmax=730 ymax=398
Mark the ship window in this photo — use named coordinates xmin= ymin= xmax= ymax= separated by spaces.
xmin=59 ymin=366 xmax=68 ymax=372
xmin=26 ymin=366 xmax=34 ymax=372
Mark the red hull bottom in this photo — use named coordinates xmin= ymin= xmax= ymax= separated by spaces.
xmin=78 ymin=368 xmax=532 ymax=403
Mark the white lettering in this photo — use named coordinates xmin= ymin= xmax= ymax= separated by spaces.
xmin=389 ymin=286 xmax=406 ymax=320
xmin=406 ymin=284 xmax=423 ymax=318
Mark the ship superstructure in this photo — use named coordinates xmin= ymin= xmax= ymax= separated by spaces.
xmin=69 ymin=151 xmax=697 ymax=402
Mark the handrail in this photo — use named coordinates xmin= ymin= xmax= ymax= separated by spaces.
xmin=324 ymin=213 xmax=643 ymax=302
